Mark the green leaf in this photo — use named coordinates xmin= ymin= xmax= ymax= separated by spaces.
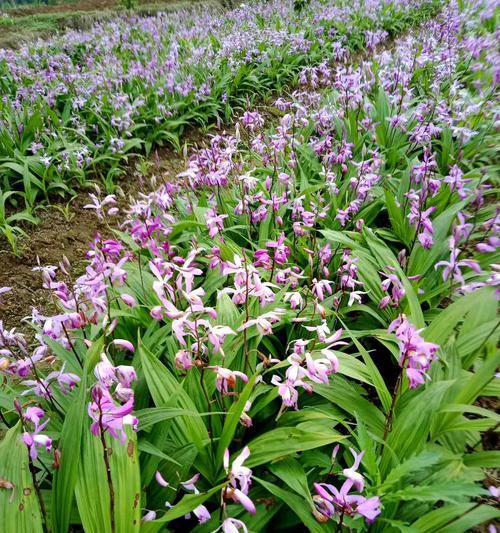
xmin=437 ymin=505 xmax=500 ymax=533
xmin=424 ymin=288 xmax=493 ymax=345
xmin=74 ymin=430 xmax=112 ymax=533
xmin=216 ymin=374 xmax=256 ymax=467
xmin=363 ymin=227 xmax=424 ymax=328
xmin=138 ymin=341 xmax=212 ymax=479
xmin=135 ymin=407 xmax=198 ymax=431
xmin=463 ymin=451 xmax=500 ymax=468
xmin=111 ymin=429 xmax=142 ymax=533
xmin=0 ymin=423 xmax=44 ymax=533
xmin=337 ymin=318 xmax=391 ymax=411
xmin=381 ymin=381 xmax=453 ymax=476
xmin=379 ymin=448 xmax=442 ymax=489
xmin=384 ymin=481 xmax=484 ymax=503
xmin=51 ymin=374 xmax=87 ymax=533
xmin=315 ymin=379 xmax=385 ymax=435
xmin=246 ymin=426 xmax=345 ymax=467
xmin=137 ymin=439 xmax=182 ymax=467
xmin=140 ymin=485 xmax=224 ymax=533
xmin=410 ymin=503 xmax=474 ymax=532
xmin=268 ymin=458 xmax=313 ymax=504
xmin=254 ymin=477 xmax=328 ymax=533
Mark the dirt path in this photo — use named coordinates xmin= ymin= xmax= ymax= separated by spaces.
xmin=0 ymin=147 xmax=188 ymax=333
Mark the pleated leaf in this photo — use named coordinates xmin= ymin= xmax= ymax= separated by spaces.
xmin=0 ymin=422 xmax=43 ymax=533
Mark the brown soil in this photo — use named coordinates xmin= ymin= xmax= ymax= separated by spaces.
xmin=0 ymin=193 xmax=109 ymax=332
xmin=0 ymin=146 xmax=188 ymax=335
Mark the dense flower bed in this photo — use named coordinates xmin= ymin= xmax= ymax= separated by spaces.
xmin=0 ymin=0 xmax=499 ymax=532
xmin=0 ymin=0 xmax=438 ymax=212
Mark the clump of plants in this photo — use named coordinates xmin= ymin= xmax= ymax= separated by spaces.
xmin=0 ymin=0 xmax=441 ymax=251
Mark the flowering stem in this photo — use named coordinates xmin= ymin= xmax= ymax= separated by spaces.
xmin=98 ymin=412 xmax=115 ymax=533
xmin=27 ymin=453 xmax=50 ymax=533
xmin=61 ymin=323 xmax=83 ymax=368
xmin=243 ymin=252 xmax=250 ymax=372
xmin=200 ymin=367 xmax=215 ymax=457
xmin=336 ymin=510 xmax=345 ymax=532
xmin=383 ymin=366 xmax=404 ymax=443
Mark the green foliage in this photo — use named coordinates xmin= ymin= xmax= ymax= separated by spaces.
xmin=0 ymin=1 xmax=498 ymax=533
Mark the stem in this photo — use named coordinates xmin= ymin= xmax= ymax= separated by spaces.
xmin=383 ymin=366 xmax=404 ymax=442
xmin=200 ymin=367 xmax=215 ymax=457
xmin=28 ymin=454 xmax=50 ymax=533
xmin=243 ymin=252 xmax=250 ymax=372
xmin=336 ymin=510 xmax=345 ymax=532
xmin=99 ymin=411 xmax=115 ymax=533
xmin=61 ymin=323 xmax=83 ymax=368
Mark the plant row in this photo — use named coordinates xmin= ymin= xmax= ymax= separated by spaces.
xmin=0 ymin=0 xmax=442 ymax=251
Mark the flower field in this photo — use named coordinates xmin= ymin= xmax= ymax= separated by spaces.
xmin=0 ymin=0 xmax=499 ymax=532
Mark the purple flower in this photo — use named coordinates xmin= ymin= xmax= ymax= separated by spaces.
xmin=210 ymin=366 xmax=248 ymax=395
xmin=22 ymin=431 xmax=52 ymax=461
xmin=88 ymin=385 xmax=137 ymax=443
xmin=388 ymin=314 xmax=439 ymax=388
xmin=206 ymin=208 xmax=228 ymax=238
xmin=313 ymin=445 xmax=381 ymax=523
xmin=21 ymin=407 xmax=52 ymax=461
xmin=222 ymin=518 xmax=249 ymax=533
xmin=224 ymin=446 xmax=255 ymax=514
xmin=112 ymin=339 xmax=135 ymax=352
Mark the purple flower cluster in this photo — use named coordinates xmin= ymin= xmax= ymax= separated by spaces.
xmin=388 ymin=315 xmax=439 ymax=388
xmin=314 ymin=447 xmax=381 ymax=524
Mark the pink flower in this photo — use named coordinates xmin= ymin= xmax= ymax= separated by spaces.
xmin=211 ymin=366 xmax=248 ymax=395
xmin=238 ymin=310 xmax=283 ymax=336
xmin=21 ymin=407 xmax=52 ymax=460
xmin=116 ymin=365 xmax=137 ymax=388
xmin=121 ymin=294 xmax=137 ymax=307
xmin=142 ymin=510 xmax=156 ymax=522
xmin=94 ymin=353 xmax=117 ymax=387
xmin=88 ymin=385 xmax=137 ymax=443
xmin=175 ymin=349 xmax=193 ymax=370
xmin=206 ymin=208 xmax=228 ymax=238
xmin=284 ymin=291 xmax=304 ymax=310
xmin=222 ymin=518 xmax=248 ymax=533
xmin=305 ymin=353 xmax=338 ymax=384
xmin=388 ymin=314 xmax=439 ymax=388
xmin=207 ymin=325 xmax=235 ymax=354
xmin=192 ymin=504 xmax=211 ymax=524
xmin=239 ymin=401 xmax=252 ymax=427
xmin=23 ymin=406 xmax=46 ymax=431
xmin=356 ymin=496 xmax=382 ymax=522
xmin=112 ymin=339 xmax=135 ymax=352
xmin=155 ymin=471 xmax=169 ymax=487
xmin=271 ymin=375 xmax=299 ymax=409
xmin=313 ymin=445 xmax=381 ymax=523
xmin=343 ymin=448 xmax=365 ymax=491
xmin=304 ymin=320 xmax=331 ymax=342
xmin=224 ymin=446 xmax=255 ymax=513
xmin=22 ymin=432 xmax=52 ymax=461
xmin=312 ymin=278 xmax=334 ymax=302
